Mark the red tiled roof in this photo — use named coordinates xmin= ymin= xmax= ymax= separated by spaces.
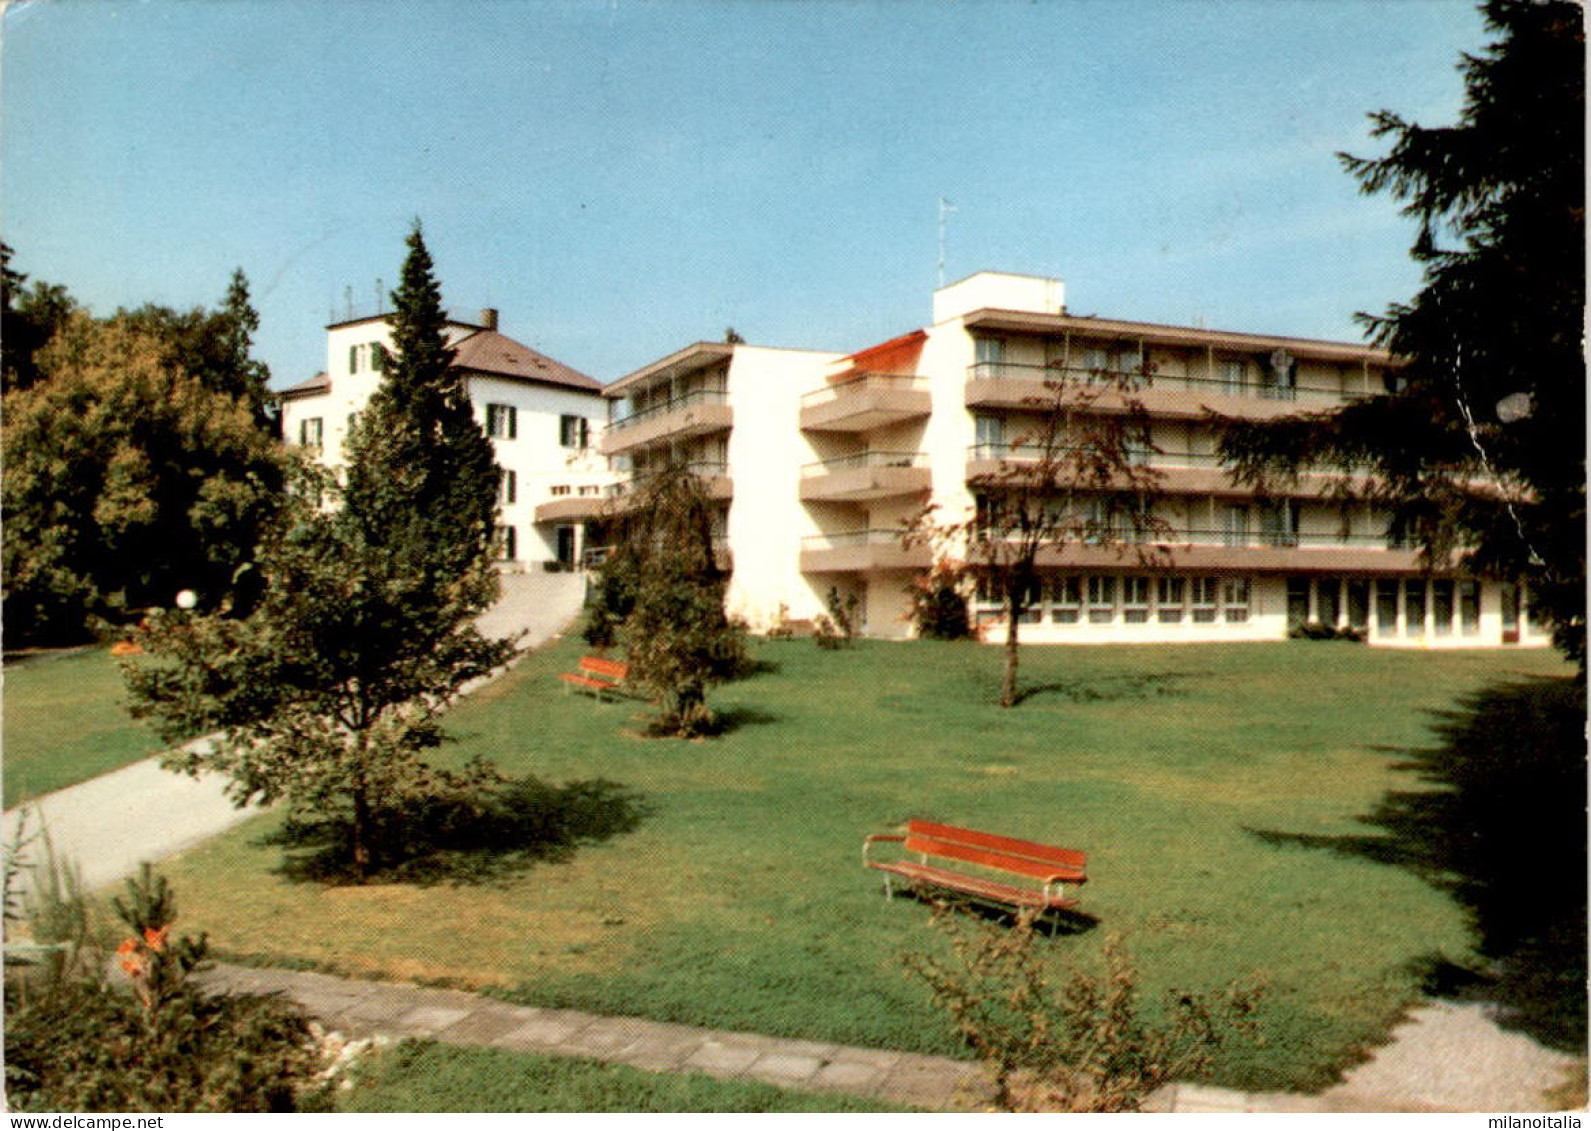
xmin=451 ymin=330 xmax=602 ymax=392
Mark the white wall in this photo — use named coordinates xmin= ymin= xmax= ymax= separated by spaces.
xmin=721 ymin=345 xmax=842 ymax=630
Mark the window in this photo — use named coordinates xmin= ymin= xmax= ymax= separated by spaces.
xmin=1221 ymin=578 xmax=1250 ymax=623
xmin=499 ymin=470 xmax=517 ymax=506
xmin=1404 ymin=579 xmax=1427 ymax=636
xmin=1191 ymin=577 xmax=1218 ymax=623
xmin=1122 ymin=576 xmax=1150 ymax=623
xmin=578 ymin=485 xmax=600 ymax=497
xmin=1219 ymin=359 xmax=1246 ymax=395
xmin=298 ymin=417 xmax=323 ymax=449
xmin=1085 ymin=575 xmax=1116 ymax=624
xmin=1156 ymin=576 xmax=1185 ymax=623
xmin=1376 ymin=580 xmax=1399 ymax=634
xmin=1347 ymin=580 xmax=1371 ymax=632
xmin=1318 ymin=578 xmax=1341 ymax=628
xmin=974 ymin=338 xmax=1005 ymax=372
xmin=1260 ymin=501 xmax=1298 ymax=548
xmin=973 ymin=415 xmax=1005 ymax=459
xmin=349 ymin=344 xmax=358 ymax=375
xmin=550 ymin=484 xmax=571 ymax=497
xmin=487 ymin=403 xmax=517 ymax=440
xmin=494 ymin=525 xmax=517 ymax=561
xmin=371 ymin=343 xmax=388 ymax=373
xmin=1286 ymin=578 xmax=1310 ymax=630
xmin=1050 ymin=576 xmax=1081 ymax=624
xmin=559 ymin=414 xmax=590 ymax=449
xmin=1459 ymin=580 xmax=1481 ymax=635
xmin=1222 ymin=505 xmax=1250 ymax=548
xmin=1082 ymin=346 xmax=1110 ymax=375
xmin=1431 ymin=579 xmax=1454 ymax=636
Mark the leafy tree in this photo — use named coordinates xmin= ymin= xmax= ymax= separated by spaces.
xmin=1217 ymin=0 xmax=1585 ymax=662
xmin=125 ymin=224 xmax=512 ymax=881
xmin=909 ymin=371 xmax=1166 ymax=707
xmin=1 ymin=242 xmax=76 ymax=395
xmin=2 ymin=292 xmax=283 ymax=644
xmin=603 ymin=463 xmax=746 ymax=736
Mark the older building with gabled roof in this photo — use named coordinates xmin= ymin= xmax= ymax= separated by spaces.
xmin=278 ymin=308 xmax=613 ymax=571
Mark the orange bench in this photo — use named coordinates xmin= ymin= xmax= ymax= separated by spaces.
xmin=863 ymin=819 xmax=1087 ymax=913
xmin=559 ymin=655 xmax=635 ymax=701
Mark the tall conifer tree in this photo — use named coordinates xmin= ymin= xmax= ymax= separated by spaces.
xmin=1217 ymin=0 xmax=1585 ymax=662
xmin=127 ymin=223 xmax=511 ymax=881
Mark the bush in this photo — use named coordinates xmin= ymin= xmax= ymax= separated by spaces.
xmin=904 ymin=904 xmax=1261 ymax=1112
xmin=814 ymin=587 xmax=861 ymax=650
xmin=4 ymin=864 xmax=324 ymax=1112
xmin=909 ymin=568 xmax=974 ymax=641
xmin=1289 ymin=621 xmax=1365 ymax=642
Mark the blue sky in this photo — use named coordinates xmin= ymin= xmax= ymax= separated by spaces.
xmin=2 ymin=0 xmax=1484 ymax=389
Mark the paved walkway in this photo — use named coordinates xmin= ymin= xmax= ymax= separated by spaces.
xmin=2 ymin=572 xmax=586 ymax=897
xmin=194 ymin=962 xmax=1580 ymax=1113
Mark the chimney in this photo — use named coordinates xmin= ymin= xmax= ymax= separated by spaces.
xmin=480 ymin=308 xmax=499 ymax=331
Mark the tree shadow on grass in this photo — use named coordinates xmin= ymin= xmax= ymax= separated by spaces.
xmin=1248 ymin=675 xmax=1586 ymax=1052
xmin=263 ymin=775 xmax=652 ymax=887
xmin=1012 ymin=670 xmax=1194 ymax=707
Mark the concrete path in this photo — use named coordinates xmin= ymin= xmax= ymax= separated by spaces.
xmin=196 ymin=962 xmax=1580 ymax=1113
xmin=2 ymin=571 xmax=586 ymax=897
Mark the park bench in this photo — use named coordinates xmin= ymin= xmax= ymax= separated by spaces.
xmin=559 ymin=655 xmax=636 ymax=701
xmin=863 ymin=819 xmax=1087 ymax=913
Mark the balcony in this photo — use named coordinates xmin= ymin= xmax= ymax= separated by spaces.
xmin=799 ymin=451 xmax=931 ymax=502
xmin=799 ymin=373 xmax=931 ymax=433
xmin=964 ymin=361 xmax=1367 ymax=421
xmin=965 ymin=445 xmax=1370 ymax=498
xmin=602 ymin=389 xmax=732 ymax=456
xmin=799 ymin=529 xmax=932 ymax=573
xmin=1025 ymin=527 xmax=1425 ymax=574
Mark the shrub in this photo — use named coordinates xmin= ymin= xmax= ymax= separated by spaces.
xmin=1289 ymin=621 xmax=1365 ymax=642
xmin=908 ymin=567 xmax=974 ymax=641
xmin=813 ymin=587 xmax=861 ymax=650
xmin=904 ymin=904 xmax=1261 ymax=1112
xmin=4 ymin=864 xmax=324 ymax=1112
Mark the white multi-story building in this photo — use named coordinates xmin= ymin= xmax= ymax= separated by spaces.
xmin=279 ymin=309 xmax=612 ymax=570
xmin=603 ymin=272 xmax=1551 ymax=649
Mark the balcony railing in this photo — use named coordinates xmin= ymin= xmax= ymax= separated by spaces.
xmin=968 ymin=360 xmax=1372 ymax=407
xmin=801 ymin=451 xmax=931 ymax=476
xmin=800 ymin=529 xmax=914 ymax=551
xmin=799 ymin=372 xmax=928 ymax=407
xmin=610 ymin=388 xmax=729 ymax=430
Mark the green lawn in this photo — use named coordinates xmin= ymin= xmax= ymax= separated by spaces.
xmin=336 ymin=1041 xmax=908 ymax=1112
xmin=3 ymin=647 xmax=163 ymax=806
xmin=144 ymin=635 xmax=1574 ymax=1094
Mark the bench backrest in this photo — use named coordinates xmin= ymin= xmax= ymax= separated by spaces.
xmin=579 ymin=656 xmax=629 ymax=680
xmin=904 ymin=819 xmax=1086 ymax=881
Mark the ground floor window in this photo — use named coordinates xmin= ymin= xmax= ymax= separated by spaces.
xmin=495 ymin=524 xmax=517 ymax=561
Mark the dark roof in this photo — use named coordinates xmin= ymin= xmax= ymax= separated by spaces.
xmin=279 ymin=371 xmax=330 ymax=400
xmin=451 ymin=330 xmax=602 ymax=393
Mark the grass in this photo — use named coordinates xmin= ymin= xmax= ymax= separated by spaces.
xmin=118 ymin=636 xmax=1576 ymax=1094
xmin=335 ymin=1041 xmax=909 ymax=1112
xmin=3 ymin=647 xmax=162 ymax=806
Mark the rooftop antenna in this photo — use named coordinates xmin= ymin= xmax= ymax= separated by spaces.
xmin=938 ymin=197 xmax=957 ymax=288
xmin=375 ymin=278 xmax=384 ymax=314
xmin=343 ymin=286 xmax=353 ymax=321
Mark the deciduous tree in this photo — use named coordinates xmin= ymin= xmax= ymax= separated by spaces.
xmin=2 ymin=286 xmax=283 ymax=644
xmin=909 ymin=370 xmax=1166 ymax=707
